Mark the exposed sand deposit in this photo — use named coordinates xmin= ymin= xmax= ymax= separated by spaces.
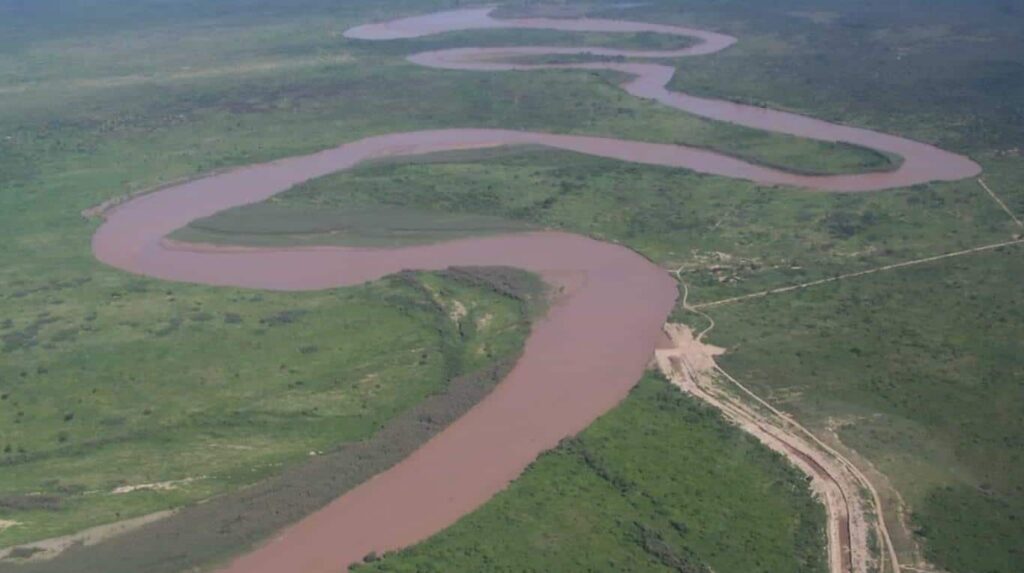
xmin=0 ymin=512 xmax=175 ymax=563
xmin=85 ymin=7 xmax=979 ymax=573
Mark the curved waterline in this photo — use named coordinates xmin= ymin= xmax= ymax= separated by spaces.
xmin=349 ymin=7 xmax=980 ymax=191
xmin=88 ymin=8 xmax=980 ymax=573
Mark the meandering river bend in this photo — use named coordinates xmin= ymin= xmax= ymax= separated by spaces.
xmin=91 ymin=7 xmax=980 ymax=573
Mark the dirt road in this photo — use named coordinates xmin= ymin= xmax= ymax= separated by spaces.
xmin=658 ymin=280 xmax=900 ymax=573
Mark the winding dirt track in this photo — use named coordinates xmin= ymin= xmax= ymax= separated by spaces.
xmin=90 ymin=7 xmax=981 ymax=573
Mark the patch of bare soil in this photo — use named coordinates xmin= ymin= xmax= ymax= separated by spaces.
xmin=110 ymin=477 xmax=200 ymax=495
xmin=0 ymin=511 xmax=174 ymax=564
xmin=670 ymin=250 xmax=764 ymax=284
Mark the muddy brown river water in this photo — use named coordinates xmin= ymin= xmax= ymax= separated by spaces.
xmin=90 ymin=8 xmax=980 ymax=573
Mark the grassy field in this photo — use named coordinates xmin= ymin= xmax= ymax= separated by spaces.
xmin=703 ymin=248 xmax=1024 ymax=573
xmin=0 ymin=264 xmax=543 ymax=550
xmin=2 ymin=267 xmax=547 ymax=573
xmin=650 ymin=0 xmax=1024 ymax=155
xmin=355 ymin=373 xmax=827 ymax=573
xmin=188 ymin=146 xmax=1016 ymax=302
xmin=176 ymin=203 xmax=535 ymax=247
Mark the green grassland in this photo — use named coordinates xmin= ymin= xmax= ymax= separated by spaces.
xmin=0 ymin=265 xmax=543 ymax=549
xmin=176 ymin=203 xmax=535 ymax=247
xmin=183 ymin=146 xmax=1017 ymax=302
xmin=704 ymin=247 xmax=1024 ymax=573
xmin=356 ymin=373 xmax=827 ymax=573
xmin=649 ymin=0 xmax=1024 ymax=155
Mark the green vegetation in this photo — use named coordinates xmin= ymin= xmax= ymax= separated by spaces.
xmin=606 ymin=2 xmax=1024 ymax=569
xmin=649 ymin=0 xmax=1024 ymax=155
xmin=190 ymin=131 xmax=1018 ymax=572
xmin=2 ymin=0 xmax=1022 ymax=572
xmin=0 ymin=0 xmax=849 ymax=564
xmin=0 ymin=265 xmax=543 ymax=549
xmin=237 ymin=147 xmax=1017 ymax=572
xmin=1 ymin=0 xmax=843 ymax=564
xmin=394 ymin=27 xmax=701 ymax=53
xmin=704 ymin=247 xmax=1024 ymax=573
xmin=187 ymin=69 xmax=1021 ymax=573
xmin=2 ymin=268 xmax=546 ymax=573
xmin=356 ymin=373 xmax=827 ymax=573
xmin=176 ymin=203 xmax=533 ymax=247
xmin=168 ymin=3 xmax=1024 ymax=562
xmin=188 ymin=146 xmax=1015 ymax=303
